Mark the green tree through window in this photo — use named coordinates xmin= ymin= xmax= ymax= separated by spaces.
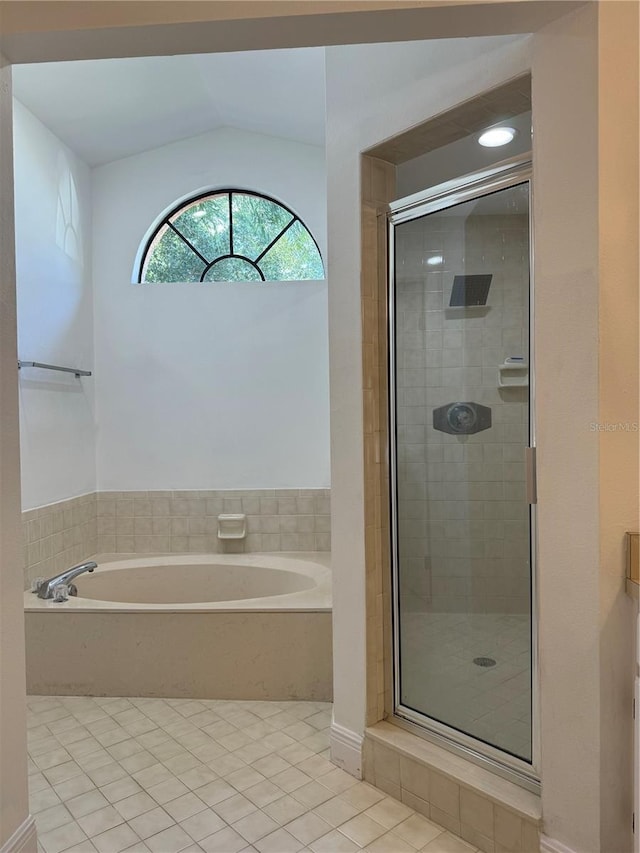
xmin=139 ymin=190 xmax=324 ymax=283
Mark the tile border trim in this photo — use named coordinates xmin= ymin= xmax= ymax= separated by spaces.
xmin=330 ymin=716 xmax=363 ymax=780
xmin=0 ymin=815 xmax=37 ymax=853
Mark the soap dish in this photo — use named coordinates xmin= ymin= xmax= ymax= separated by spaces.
xmin=499 ymin=358 xmax=529 ymax=388
xmin=217 ymin=513 xmax=247 ymax=540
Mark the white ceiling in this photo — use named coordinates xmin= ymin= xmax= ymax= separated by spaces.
xmin=12 ymin=48 xmax=326 ymax=167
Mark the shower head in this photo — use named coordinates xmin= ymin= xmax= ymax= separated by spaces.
xmin=449 ymin=274 xmax=492 ymax=307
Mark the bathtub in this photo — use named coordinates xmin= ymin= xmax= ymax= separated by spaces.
xmin=24 ymin=552 xmax=332 ymax=701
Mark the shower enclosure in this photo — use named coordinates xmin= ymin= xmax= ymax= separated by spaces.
xmin=388 ymin=158 xmax=536 ymax=785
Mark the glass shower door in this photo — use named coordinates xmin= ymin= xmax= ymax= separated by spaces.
xmin=389 ymin=166 xmax=534 ymax=775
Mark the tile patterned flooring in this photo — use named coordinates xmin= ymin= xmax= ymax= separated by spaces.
xmin=28 ymin=696 xmax=481 ymax=853
xmin=400 ymin=612 xmax=531 ymax=760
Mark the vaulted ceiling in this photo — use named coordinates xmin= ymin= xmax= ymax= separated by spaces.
xmin=12 ymin=48 xmax=326 ymax=166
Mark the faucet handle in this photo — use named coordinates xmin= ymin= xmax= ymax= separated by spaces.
xmin=52 ymin=584 xmax=69 ymax=602
xmin=30 ymin=577 xmax=45 ymax=593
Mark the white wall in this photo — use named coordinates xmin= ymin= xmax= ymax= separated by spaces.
xmin=533 ymin=5 xmax=638 ymax=850
xmin=92 ymin=126 xmax=329 ymax=491
xmin=13 ymin=100 xmax=95 ymax=510
xmin=325 ymin=33 xmax=532 ymax=748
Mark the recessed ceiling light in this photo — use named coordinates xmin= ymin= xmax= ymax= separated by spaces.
xmin=426 ymin=255 xmax=443 ymax=266
xmin=478 ymin=126 xmax=517 ymax=148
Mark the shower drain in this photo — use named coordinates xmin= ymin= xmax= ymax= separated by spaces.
xmin=473 ymin=656 xmax=497 ymax=667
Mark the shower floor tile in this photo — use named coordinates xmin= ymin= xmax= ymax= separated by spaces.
xmin=28 ymin=696 xmax=483 ymax=853
xmin=400 ymin=611 xmax=531 ymax=760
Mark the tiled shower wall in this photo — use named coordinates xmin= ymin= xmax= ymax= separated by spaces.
xmin=395 ymin=212 xmax=529 ymax=614
xmin=23 ymin=489 xmax=330 ymax=589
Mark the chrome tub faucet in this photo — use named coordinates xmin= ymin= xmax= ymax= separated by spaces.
xmin=36 ymin=560 xmax=97 ymax=599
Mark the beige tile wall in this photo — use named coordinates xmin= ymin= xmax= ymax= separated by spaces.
xmin=23 ymin=489 xmax=330 ymax=589
xmin=23 ymin=493 xmax=98 ymax=591
xmin=394 ymin=211 xmax=530 ymax=614
xmin=97 ymin=489 xmax=330 ymax=555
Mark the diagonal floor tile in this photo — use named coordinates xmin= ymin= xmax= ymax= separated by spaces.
xmin=66 ymin=791 xmax=110 ymax=820
xmin=92 ymin=823 xmax=140 ymax=853
xmin=285 ymin=813 xmax=334 ymax=845
xmin=199 ymin=826 xmax=247 ymax=853
xmin=76 ymin=805 xmax=124 ymax=838
xmin=338 ymin=813 xmax=388 ymax=847
xmin=179 ymin=808 xmax=226 ymax=842
xmin=232 ymin=811 xmax=280 ymax=844
xmin=128 ymin=807 xmax=175 ymax=840
xmin=28 ymin=697 xmax=473 ymax=853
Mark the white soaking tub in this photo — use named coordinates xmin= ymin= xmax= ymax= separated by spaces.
xmin=24 ymin=553 xmax=332 ymax=701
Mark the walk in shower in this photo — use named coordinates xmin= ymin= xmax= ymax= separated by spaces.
xmin=388 ymin=158 xmax=536 ymax=784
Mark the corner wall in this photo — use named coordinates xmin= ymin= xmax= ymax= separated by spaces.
xmin=13 ymin=100 xmax=95 ymax=512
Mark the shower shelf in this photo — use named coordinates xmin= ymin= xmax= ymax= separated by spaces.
xmin=499 ymin=359 xmax=528 ymax=388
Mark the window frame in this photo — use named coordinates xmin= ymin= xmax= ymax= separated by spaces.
xmin=137 ymin=187 xmax=324 ymax=283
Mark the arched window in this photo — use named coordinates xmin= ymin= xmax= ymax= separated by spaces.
xmin=138 ymin=189 xmax=324 ymax=283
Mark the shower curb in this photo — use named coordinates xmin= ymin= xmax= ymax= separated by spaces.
xmin=364 ymin=721 xmax=541 ymax=851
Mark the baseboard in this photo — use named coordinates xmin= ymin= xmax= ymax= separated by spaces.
xmin=330 ymin=717 xmax=363 ymax=779
xmin=0 ymin=816 xmax=36 ymax=853
xmin=540 ymin=835 xmax=579 ymax=853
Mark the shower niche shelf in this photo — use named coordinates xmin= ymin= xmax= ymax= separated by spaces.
xmin=499 ymin=358 xmax=529 ymax=388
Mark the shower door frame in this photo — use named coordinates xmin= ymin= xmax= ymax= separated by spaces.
xmin=387 ymin=155 xmax=539 ymax=790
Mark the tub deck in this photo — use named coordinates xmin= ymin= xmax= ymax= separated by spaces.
xmin=25 ymin=552 xmax=333 ymax=701
xmin=25 ymin=551 xmax=331 ymax=612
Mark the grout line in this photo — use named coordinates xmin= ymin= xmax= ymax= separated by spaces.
xmin=28 ymin=695 xmax=470 ymax=853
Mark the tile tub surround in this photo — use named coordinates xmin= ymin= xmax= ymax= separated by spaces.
xmin=23 ymin=489 xmax=331 ymax=588
xmin=97 ymin=489 xmax=331 ymax=556
xmin=28 ymin=694 xmax=489 ymax=853
xmin=23 ymin=493 xmax=97 ymax=591
xmin=363 ymin=722 xmax=540 ymax=853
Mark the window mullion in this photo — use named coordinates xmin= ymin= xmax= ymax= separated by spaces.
xmin=167 ymin=221 xmax=209 ymax=266
xmin=254 ymin=217 xmax=297 ymax=264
